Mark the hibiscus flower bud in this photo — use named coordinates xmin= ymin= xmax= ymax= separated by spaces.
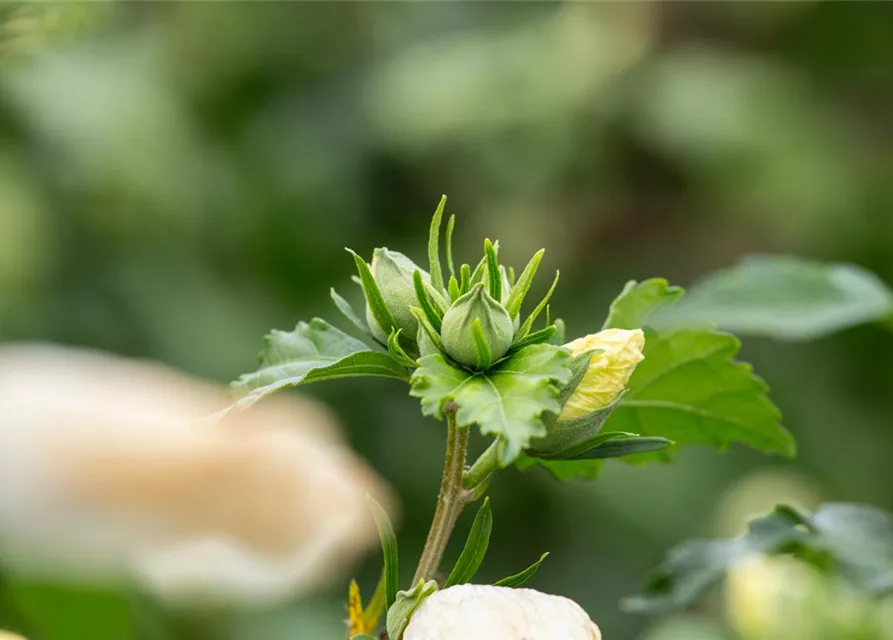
xmin=365 ymin=248 xmax=430 ymax=343
xmin=529 ymin=328 xmax=645 ymax=456
xmin=440 ymin=283 xmax=514 ymax=369
xmin=560 ymin=329 xmax=645 ymax=420
xmin=403 ymin=584 xmax=602 ymax=640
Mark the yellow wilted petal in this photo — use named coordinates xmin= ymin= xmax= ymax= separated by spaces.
xmin=347 ymin=579 xmax=372 ymax=635
xmin=559 ymin=328 xmax=645 ymax=420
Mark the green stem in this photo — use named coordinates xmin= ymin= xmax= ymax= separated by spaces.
xmin=462 ymin=440 xmax=501 ymax=490
xmin=412 ymin=406 xmax=471 ymax=585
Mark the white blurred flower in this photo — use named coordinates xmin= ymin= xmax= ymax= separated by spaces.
xmin=403 ymin=584 xmax=602 ymax=640
xmin=0 ymin=343 xmax=394 ymax=606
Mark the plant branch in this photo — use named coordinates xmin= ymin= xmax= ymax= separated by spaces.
xmin=412 ymin=404 xmax=472 ymax=585
xmin=462 ymin=440 xmax=501 ymax=490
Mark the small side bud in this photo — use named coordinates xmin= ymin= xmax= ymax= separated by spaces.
xmin=560 ymin=328 xmax=645 ymax=419
xmin=440 ymin=283 xmax=514 ymax=369
xmin=529 ymin=328 xmax=645 ymax=456
xmin=365 ymin=248 xmax=429 ymax=343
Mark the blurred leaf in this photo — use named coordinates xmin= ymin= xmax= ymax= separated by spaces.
xmin=367 ymin=495 xmax=400 ymax=610
xmin=232 ymin=318 xmax=409 ymax=409
xmin=494 ymin=552 xmax=550 ymax=588
xmin=386 ymin=579 xmax=437 ymax=640
xmin=606 ymin=326 xmax=796 ymax=459
xmin=624 ymin=505 xmax=812 ymax=614
xmin=625 ymin=502 xmax=893 ymax=614
xmin=603 ymin=278 xmax=685 ymax=330
xmin=662 ymin=256 xmax=893 ymax=340
xmin=410 ymin=344 xmax=572 ymax=465
xmin=810 ymin=503 xmax=893 ymax=595
xmin=445 ymin=498 xmax=493 ymax=587
xmin=2 ymin=582 xmax=138 ymax=640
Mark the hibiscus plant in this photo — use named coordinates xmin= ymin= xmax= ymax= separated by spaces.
xmin=232 ymin=197 xmax=893 ymax=639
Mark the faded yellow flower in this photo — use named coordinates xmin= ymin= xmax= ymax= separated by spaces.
xmin=0 ymin=632 xmax=26 ymax=640
xmin=559 ymin=328 xmax=645 ymax=420
xmin=0 ymin=343 xmax=395 ymax=606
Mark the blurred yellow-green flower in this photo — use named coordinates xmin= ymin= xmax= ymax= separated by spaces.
xmin=560 ymin=328 xmax=645 ymax=420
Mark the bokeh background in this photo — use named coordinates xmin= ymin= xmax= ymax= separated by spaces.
xmin=1 ymin=2 xmax=893 ymax=639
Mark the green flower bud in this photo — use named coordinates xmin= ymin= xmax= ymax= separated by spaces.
xmin=365 ymin=248 xmax=429 ymax=343
xmin=440 ymin=283 xmax=514 ymax=368
xmin=529 ymin=328 xmax=645 ymax=455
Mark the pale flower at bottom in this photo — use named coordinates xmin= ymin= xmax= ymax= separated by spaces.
xmin=403 ymin=584 xmax=602 ymax=640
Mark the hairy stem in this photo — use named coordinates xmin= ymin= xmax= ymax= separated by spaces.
xmin=412 ymin=405 xmax=472 ymax=585
xmin=462 ymin=440 xmax=501 ymax=490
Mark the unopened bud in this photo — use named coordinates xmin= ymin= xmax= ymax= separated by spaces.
xmin=440 ymin=283 xmax=514 ymax=368
xmin=365 ymin=248 xmax=428 ymax=343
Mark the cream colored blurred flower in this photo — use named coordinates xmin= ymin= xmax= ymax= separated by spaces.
xmin=403 ymin=584 xmax=602 ymax=640
xmin=726 ymin=555 xmax=886 ymax=640
xmin=560 ymin=328 xmax=645 ymax=420
xmin=0 ymin=631 xmax=27 ymax=640
xmin=0 ymin=343 xmax=394 ymax=606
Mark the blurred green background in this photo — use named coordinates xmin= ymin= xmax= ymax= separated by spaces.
xmin=1 ymin=2 xmax=893 ymax=638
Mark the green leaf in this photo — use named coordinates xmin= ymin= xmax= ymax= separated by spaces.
xmin=570 ymin=436 xmax=673 ymax=460
xmin=233 ymin=318 xmax=409 ymax=409
xmin=445 ymin=214 xmax=456 ymax=279
xmin=471 ymin=318 xmax=493 ymax=370
xmin=484 ymin=238 xmax=502 ymax=302
xmin=494 ymin=552 xmax=550 ymax=588
xmin=660 ymin=256 xmax=893 ymax=340
xmin=386 ymin=579 xmax=438 ymax=640
xmin=348 ymin=248 xmax=398 ymax=339
xmin=516 ymin=270 xmax=560 ymax=339
xmin=518 ymin=432 xmax=672 ymax=481
xmin=448 ymin=275 xmax=461 ymax=303
xmin=509 ymin=325 xmax=557 ymax=352
xmin=506 ymin=249 xmax=545 ymax=318
xmin=388 ymin=329 xmax=417 ymax=367
xmin=459 ymin=263 xmax=471 ymax=295
xmin=410 ymin=306 xmax=446 ymax=353
xmin=428 ymin=195 xmax=447 ymax=294
xmin=624 ymin=502 xmax=893 ymax=614
xmin=331 ymin=287 xmax=371 ymax=335
xmin=445 ymin=498 xmax=493 ymax=587
xmin=367 ymin=495 xmax=400 ymax=610
xmin=603 ymin=278 xmax=685 ymax=330
xmin=606 ymin=326 xmax=796 ymax=459
xmin=351 ymin=636 xmax=378 ymax=640
xmin=413 ymin=269 xmax=443 ymax=332
xmin=410 ymin=344 xmax=572 ymax=464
